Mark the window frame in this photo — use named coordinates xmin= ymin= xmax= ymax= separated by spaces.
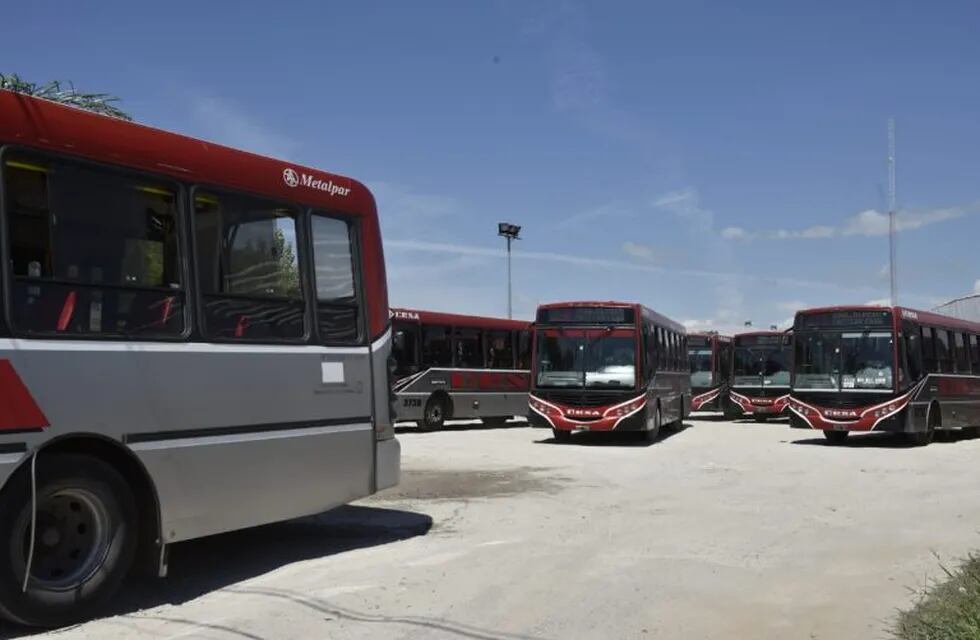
xmin=305 ymin=209 xmax=366 ymax=346
xmin=0 ymin=145 xmax=192 ymax=342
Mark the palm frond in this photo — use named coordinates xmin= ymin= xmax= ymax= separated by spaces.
xmin=0 ymin=73 xmax=133 ymax=121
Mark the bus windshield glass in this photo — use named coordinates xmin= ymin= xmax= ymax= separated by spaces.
xmin=794 ymin=330 xmax=894 ymax=390
xmin=536 ymin=333 xmax=636 ymax=389
xmin=733 ymin=345 xmax=790 ymax=387
xmin=688 ymin=349 xmax=713 ymax=387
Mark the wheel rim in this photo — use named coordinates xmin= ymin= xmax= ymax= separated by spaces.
xmin=13 ymin=488 xmax=112 ymax=591
xmin=427 ymin=404 xmax=443 ymax=424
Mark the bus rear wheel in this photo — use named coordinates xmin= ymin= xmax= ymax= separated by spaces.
xmin=823 ymin=430 xmax=849 ymax=444
xmin=420 ymin=397 xmax=447 ymax=431
xmin=0 ymin=453 xmax=137 ymax=627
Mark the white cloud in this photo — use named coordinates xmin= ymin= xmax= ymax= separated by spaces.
xmin=722 ymin=203 xmax=976 ymax=243
xmin=865 ymin=298 xmax=891 ymax=306
xmin=721 ymin=226 xmax=753 ymax=240
xmin=974 ymin=279 xmax=980 ymax=294
xmin=877 ymin=264 xmax=890 ymax=280
xmin=371 ymin=182 xmax=457 ymax=220
xmin=384 ymin=239 xmax=879 ymax=294
xmin=190 ymin=96 xmax=298 ymax=160
xmin=622 ymin=241 xmax=656 ymax=262
xmin=653 ymin=188 xmax=714 ymax=232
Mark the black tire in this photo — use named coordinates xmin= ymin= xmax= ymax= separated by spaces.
xmin=482 ymin=417 xmax=510 ymax=428
xmin=753 ymin=415 xmax=769 ymax=423
xmin=906 ymin=405 xmax=939 ymax=446
xmin=421 ymin=396 xmax=447 ymax=431
xmin=823 ymin=430 xmax=849 ymax=444
xmin=645 ymin=405 xmax=663 ymax=442
xmin=552 ymin=429 xmax=572 ymax=443
xmin=0 ymin=453 xmax=137 ymax=627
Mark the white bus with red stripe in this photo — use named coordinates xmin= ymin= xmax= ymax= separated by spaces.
xmin=391 ymin=308 xmax=530 ymax=430
xmin=0 ymin=91 xmax=399 ymax=626
xmin=790 ymin=305 xmax=980 ymax=445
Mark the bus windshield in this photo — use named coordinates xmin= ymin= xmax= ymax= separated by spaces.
xmin=733 ymin=346 xmax=790 ymax=387
xmin=688 ymin=349 xmax=713 ymax=387
xmin=536 ymin=333 xmax=636 ymax=388
xmin=794 ymin=330 xmax=894 ymax=390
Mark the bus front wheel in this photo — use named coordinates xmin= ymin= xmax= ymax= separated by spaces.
xmin=552 ymin=429 xmax=572 ymax=443
xmin=0 ymin=453 xmax=137 ymax=627
xmin=645 ymin=405 xmax=663 ymax=442
xmin=823 ymin=430 xmax=849 ymax=444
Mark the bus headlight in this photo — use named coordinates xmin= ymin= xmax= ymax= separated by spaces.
xmin=529 ymin=397 xmax=560 ymax=417
xmin=872 ymin=404 xmax=898 ymax=419
xmin=605 ymin=398 xmax=646 ymax=418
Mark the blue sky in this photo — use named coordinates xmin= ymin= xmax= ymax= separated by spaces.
xmin=4 ymin=1 xmax=979 ymax=332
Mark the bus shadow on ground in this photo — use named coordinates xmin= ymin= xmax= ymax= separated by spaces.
xmin=790 ymin=429 xmax=980 ymax=448
xmin=534 ymin=423 xmax=693 ymax=447
xmin=0 ymin=505 xmax=433 ymax=639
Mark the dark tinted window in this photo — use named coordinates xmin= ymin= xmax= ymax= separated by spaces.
xmin=657 ymin=328 xmax=666 ymax=368
xmin=971 ymin=335 xmax=980 ymax=373
xmin=486 ymin=330 xmax=514 ymax=369
xmin=517 ymin=330 xmax=531 ymax=369
xmin=4 ymin=155 xmax=184 ymax=337
xmin=422 ymin=325 xmax=451 ymax=367
xmin=935 ymin=329 xmax=952 ymax=373
xmin=920 ymin=327 xmax=935 ymax=372
xmin=904 ymin=323 xmax=923 ymax=381
xmin=954 ymin=332 xmax=970 ymax=372
xmin=454 ymin=327 xmax=482 ymax=368
xmin=194 ymin=192 xmax=303 ymax=341
xmin=311 ymin=214 xmax=359 ymax=344
xmin=392 ymin=320 xmax=419 ymax=376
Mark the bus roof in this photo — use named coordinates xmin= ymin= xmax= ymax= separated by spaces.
xmin=0 ymin=90 xmax=390 ymax=341
xmin=688 ymin=332 xmax=732 ymax=343
xmin=536 ymin=300 xmax=687 ymax=334
xmin=391 ymin=308 xmax=530 ymax=331
xmin=733 ymin=330 xmax=788 ymax=339
xmin=796 ymin=304 xmax=980 ymax=334
xmin=0 ymin=90 xmax=375 ymax=215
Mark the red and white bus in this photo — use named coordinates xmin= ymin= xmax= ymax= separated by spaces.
xmin=0 ymin=90 xmax=399 ymax=625
xmin=728 ymin=331 xmax=792 ymax=421
xmin=789 ymin=305 xmax=980 ymax=445
xmin=688 ymin=332 xmax=732 ymax=411
xmin=528 ymin=301 xmax=691 ymax=442
xmin=391 ymin=308 xmax=530 ymax=429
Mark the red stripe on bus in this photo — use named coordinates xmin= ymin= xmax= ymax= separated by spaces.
xmin=0 ymin=360 xmax=50 ymax=431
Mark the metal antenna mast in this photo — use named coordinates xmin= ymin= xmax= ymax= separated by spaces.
xmin=888 ymin=118 xmax=897 ymax=306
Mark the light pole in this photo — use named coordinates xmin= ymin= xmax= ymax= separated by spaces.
xmin=497 ymin=222 xmax=521 ymax=319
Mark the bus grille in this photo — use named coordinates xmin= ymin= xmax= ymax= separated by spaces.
xmin=536 ymin=390 xmax=629 ymax=407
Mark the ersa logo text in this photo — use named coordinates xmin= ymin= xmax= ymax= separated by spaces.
xmin=282 ymin=167 xmax=351 ymax=197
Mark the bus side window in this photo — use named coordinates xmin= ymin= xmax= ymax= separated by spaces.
xmin=517 ymin=330 xmax=531 ymax=369
xmin=454 ymin=327 xmax=482 ymax=368
xmin=657 ymin=327 xmax=667 ymax=370
xmin=422 ymin=324 xmax=452 ymax=367
xmin=310 ymin=214 xmax=360 ymax=344
xmin=487 ymin=330 xmax=513 ymax=369
xmin=971 ymin=335 xmax=980 ymax=373
xmin=953 ymin=332 xmax=969 ymax=373
xmin=904 ymin=323 xmax=923 ymax=382
xmin=921 ymin=327 xmax=937 ymax=373
xmin=4 ymin=154 xmax=185 ymax=338
xmin=195 ymin=191 xmax=303 ymax=342
xmin=392 ymin=320 xmax=419 ymax=376
xmin=935 ymin=329 xmax=953 ymax=373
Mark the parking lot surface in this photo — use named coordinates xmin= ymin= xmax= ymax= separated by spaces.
xmin=9 ymin=416 xmax=980 ymax=640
